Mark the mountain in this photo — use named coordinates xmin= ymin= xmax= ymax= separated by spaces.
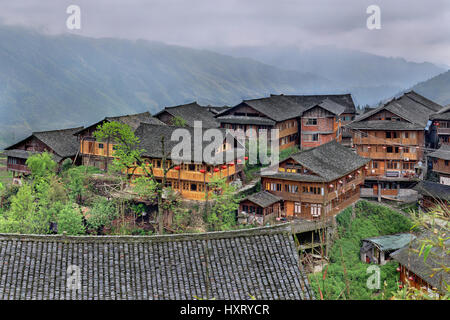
xmin=210 ymin=45 xmax=446 ymax=106
xmin=411 ymin=70 xmax=450 ymax=106
xmin=0 ymin=26 xmax=332 ymax=149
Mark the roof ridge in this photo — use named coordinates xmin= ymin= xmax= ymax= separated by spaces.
xmin=32 ymin=126 xmax=84 ymax=135
xmin=105 ymin=111 xmax=151 ymax=119
xmin=0 ymin=223 xmax=291 ymax=243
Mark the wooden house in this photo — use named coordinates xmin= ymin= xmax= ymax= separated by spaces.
xmin=430 ymin=105 xmax=450 ymax=146
xmin=347 ymin=91 xmax=443 ymax=196
xmin=153 ymin=102 xmax=223 ymax=128
xmin=4 ymin=126 xmax=83 ymax=177
xmin=238 ymin=191 xmax=282 ymax=225
xmin=106 ymin=123 xmax=244 ymax=201
xmin=75 ymin=112 xmax=165 ymax=171
xmin=260 ymin=140 xmax=370 ymax=220
xmin=428 ymin=145 xmax=450 ymax=185
xmin=215 ymin=94 xmax=357 ymax=150
xmin=360 ymin=233 xmax=416 ymax=265
xmin=413 ymin=180 xmax=450 ymax=211
xmin=391 ymin=234 xmax=449 ymax=296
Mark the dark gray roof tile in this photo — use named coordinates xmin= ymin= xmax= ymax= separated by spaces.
xmin=0 ymin=224 xmax=312 ymax=300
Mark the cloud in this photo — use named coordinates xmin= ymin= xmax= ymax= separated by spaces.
xmin=0 ymin=0 xmax=449 ymax=64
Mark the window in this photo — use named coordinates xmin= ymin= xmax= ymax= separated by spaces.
xmin=306 ymin=118 xmax=317 ymax=125
xmin=285 ymin=184 xmax=298 ymax=193
xmin=242 ymin=205 xmax=248 ymax=212
xmin=446 ymin=160 xmax=449 ymax=166
xmin=294 ymin=202 xmax=301 ymax=214
xmin=386 ymin=131 xmax=398 ymax=139
xmin=373 ymin=161 xmax=378 ymax=169
xmin=386 ymin=146 xmax=399 ymax=153
xmin=387 ymin=161 xmax=399 ymax=169
xmin=311 ymin=204 xmax=321 ymax=218
xmin=98 ymin=143 xmax=104 ymax=149
xmin=189 ymin=164 xmax=196 ymax=171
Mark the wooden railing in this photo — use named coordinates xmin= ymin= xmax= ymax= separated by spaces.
xmin=131 ymin=165 xmax=237 ymax=182
xmin=7 ymin=163 xmax=31 ymax=173
xmin=358 ymin=151 xmax=419 ymax=161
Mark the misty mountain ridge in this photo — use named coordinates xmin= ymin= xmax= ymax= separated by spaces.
xmin=0 ymin=25 xmax=447 ymax=149
xmin=211 ymin=45 xmax=446 ymax=106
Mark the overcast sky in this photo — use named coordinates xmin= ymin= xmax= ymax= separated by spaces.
xmin=1 ymin=0 xmax=449 ymax=65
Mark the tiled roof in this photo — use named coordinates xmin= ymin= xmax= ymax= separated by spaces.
xmin=217 ymin=115 xmax=276 ymax=126
xmin=0 ymin=224 xmax=313 ymax=300
xmin=5 ymin=127 xmax=83 ymax=160
xmin=216 ymin=94 xmax=356 ymax=122
xmin=430 ymin=106 xmax=450 ymax=121
xmin=351 ymin=91 xmax=443 ymax=129
xmin=391 ymin=233 xmax=449 ymax=293
xmin=346 ymin=120 xmax=425 ymax=131
xmin=282 ymin=140 xmax=370 ymax=182
xmin=428 ymin=145 xmax=450 ymax=161
xmin=154 ymin=102 xmax=221 ymax=128
xmin=135 ymin=123 xmax=244 ymax=164
xmin=244 ymin=191 xmax=282 ymax=208
xmin=260 ymin=171 xmax=326 ymax=183
xmin=413 ymin=180 xmax=450 ymax=201
xmin=74 ymin=112 xmax=165 ymax=135
xmin=304 ymin=98 xmax=346 ymax=116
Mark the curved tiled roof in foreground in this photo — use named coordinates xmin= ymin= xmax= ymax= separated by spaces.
xmin=0 ymin=224 xmax=313 ymax=300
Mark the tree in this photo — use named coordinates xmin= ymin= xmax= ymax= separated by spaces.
xmin=170 ymin=116 xmax=187 ymax=127
xmin=86 ymin=198 xmax=117 ymax=233
xmin=0 ymin=183 xmax=48 ymax=234
xmin=94 ymin=121 xmax=176 ymax=234
xmin=206 ymin=176 xmax=240 ymax=231
xmin=93 ymin=121 xmax=143 ymax=175
xmin=26 ymin=152 xmax=57 ymax=180
xmin=56 ymin=204 xmax=85 ymax=235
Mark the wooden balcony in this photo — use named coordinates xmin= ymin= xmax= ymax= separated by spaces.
xmin=80 ymin=141 xmax=115 ymax=157
xmin=7 ymin=163 xmax=31 ymax=174
xmin=353 ymin=136 xmax=420 ymax=146
xmin=437 ymin=128 xmax=450 ymax=135
xmin=130 ymin=165 xmax=237 ymax=182
xmin=358 ymin=151 xmax=418 ymax=161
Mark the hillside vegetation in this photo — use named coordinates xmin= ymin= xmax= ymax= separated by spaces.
xmin=309 ymin=201 xmax=413 ymax=300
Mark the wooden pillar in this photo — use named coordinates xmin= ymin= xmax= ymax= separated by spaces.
xmin=377 ymin=182 xmax=381 ymax=202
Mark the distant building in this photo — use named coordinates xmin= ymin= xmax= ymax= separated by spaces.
xmin=154 ymin=102 xmax=223 ymax=128
xmin=260 ymin=140 xmax=369 ymax=220
xmin=430 ymin=105 xmax=450 ymax=146
xmin=4 ymin=126 xmax=83 ymax=177
xmin=347 ymin=91 xmax=443 ymax=197
xmin=360 ymin=233 xmax=416 ymax=265
xmin=0 ymin=224 xmax=314 ymax=300
xmin=428 ymin=145 xmax=450 ymax=185
xmin=413 ymin=180 xmax=450 ymax=211
xmin=215 ymin=94 xmax=357 ymax=150
xmin=391 ymin=233 xmax=449 ymax=296
xmin=75 ymin=111 xmax=165 ymax=170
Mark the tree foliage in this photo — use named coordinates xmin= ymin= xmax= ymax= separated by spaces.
xmin=206 ymin=176 xmax=240 ymax=231
xmin=26 ymin=152 xmax=57 ymax=180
